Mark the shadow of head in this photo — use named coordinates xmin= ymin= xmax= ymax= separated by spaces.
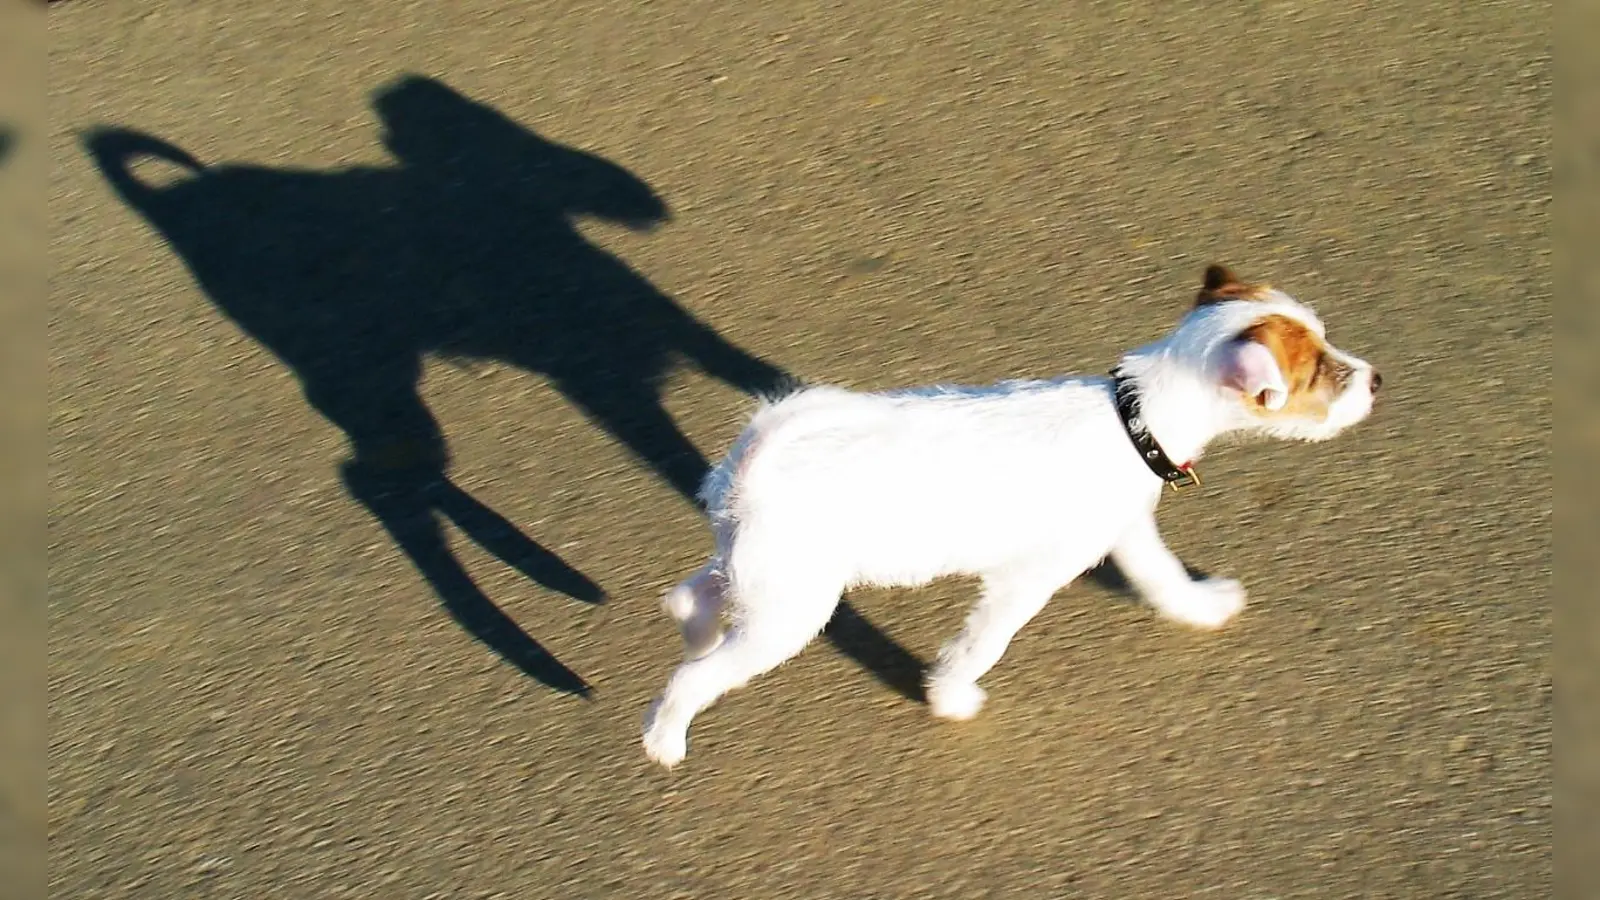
xmin=373 ymin=75 xmax=669 ymax=231
xmin=82 ymin=74 xmax=670 ymax=235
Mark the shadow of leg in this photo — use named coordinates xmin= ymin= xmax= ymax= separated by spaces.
xmin=676 ymin=318 xmax=795 ymax=398
xmin=1085 ymin=558 xmax=1210 ymax=601
xmin=342 ymin=461 xmax=591 ymax=696
xmin=557 ymin=380 xmax=712 ymax=504
xmin=824 ymin=600 xmax=927 ymax=703
xmin=1086 ymin=559 xmax=1130 ymax=594
xmin=431 ymin=479 xmax=605 ymax=605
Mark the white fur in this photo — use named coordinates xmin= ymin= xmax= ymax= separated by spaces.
xmin=642 ymin=290 xmax=1377 ymax=768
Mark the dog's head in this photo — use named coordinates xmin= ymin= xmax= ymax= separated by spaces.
xmin=1181 ymin=264 xmax=1380 ymax=442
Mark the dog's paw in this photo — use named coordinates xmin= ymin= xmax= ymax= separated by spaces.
xmin=641 ymin=701 xmax=688 ymax=769
xmin=1153 ymin=578 xmax=1247 ymax=630
xmin=927 ymin=681 xmax=988 ymax=721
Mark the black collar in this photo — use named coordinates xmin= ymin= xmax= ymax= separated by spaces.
xmin=1110 ymin=367 xmax=1201 ymax=490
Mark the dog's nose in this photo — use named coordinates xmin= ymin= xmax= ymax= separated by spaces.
xmin=1369 ymin=370 xmax=1383 ymax=394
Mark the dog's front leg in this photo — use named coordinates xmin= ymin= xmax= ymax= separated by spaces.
xmin=925 ymin=568 xmax=1064 ymax=721
xmin=1110 ymin=509 xmax=1246 ymax=630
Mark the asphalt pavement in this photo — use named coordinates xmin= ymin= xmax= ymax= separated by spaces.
xmin=48 ymin=2 xmax=1550 ymax=897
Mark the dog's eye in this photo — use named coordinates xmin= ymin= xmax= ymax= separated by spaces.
xmin=1310 ymin=351 xmax=1347 ymax=389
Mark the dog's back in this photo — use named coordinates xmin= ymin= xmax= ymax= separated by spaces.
xmin=707 ymin=379 xmax=1148 ymax=586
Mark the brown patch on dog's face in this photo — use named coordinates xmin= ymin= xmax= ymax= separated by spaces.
xmin=1195 ymin=263 xmax=1274 ymax=306
xmin=1235 ymin=314 xmax=1353 ymax=419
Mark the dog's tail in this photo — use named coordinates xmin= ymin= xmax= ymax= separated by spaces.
xmin=663 ymin=563 xmax=728 ymax=659
xmin=675 ymin=387 xmax=814 ymax=656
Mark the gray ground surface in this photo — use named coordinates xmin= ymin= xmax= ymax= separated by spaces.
xmin=48 ymin=2 xmax=1550 ymax=897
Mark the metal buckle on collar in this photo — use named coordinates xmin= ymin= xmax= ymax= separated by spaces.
xmin=1168 ymin=465 xmax=1201 ymax=491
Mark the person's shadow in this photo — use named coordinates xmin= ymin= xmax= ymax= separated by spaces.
xmin=83 ymin=75 xmax=922 ymax=701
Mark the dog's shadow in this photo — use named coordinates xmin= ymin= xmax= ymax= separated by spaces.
xmin=83 ymin=74 xmax=919 ymax=700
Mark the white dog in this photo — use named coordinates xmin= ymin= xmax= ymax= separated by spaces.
xmin=642 ymin=265 xmax=1380 ymax=768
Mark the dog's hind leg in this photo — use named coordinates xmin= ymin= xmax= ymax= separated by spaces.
xmin=663 ymin=562 xmax=729 ymax=659
xmin=643 ymin=581 xmax=839 ymax=768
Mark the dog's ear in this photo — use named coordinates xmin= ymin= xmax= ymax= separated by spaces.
xmin=1218 ymin=338 xmax=1289 ymax=410
xmin=1196 ymin=264 xmax=1249 ymax=306
xmin=1203 ymin=264 xmax=1239 ymax=291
